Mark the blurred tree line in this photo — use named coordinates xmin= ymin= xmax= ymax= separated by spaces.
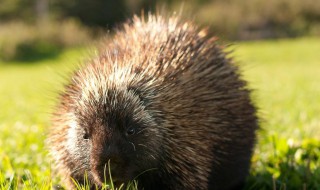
xmin=0 ymin=0 xmax=320 ymax=61
xmin=1 ymin=0 xmax=319 ymax=39
xmin=0 ymin=0 xmax=157 ymax=26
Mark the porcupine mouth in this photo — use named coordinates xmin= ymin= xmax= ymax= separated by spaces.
xmin=91 ymin=165 xmax=129 ymax=188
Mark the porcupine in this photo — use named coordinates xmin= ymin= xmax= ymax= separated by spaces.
xmin=48 ymin=14 xmax=258 ymax=190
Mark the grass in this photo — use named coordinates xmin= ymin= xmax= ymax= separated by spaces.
xmin=235 ymin=37 xmax=320 ymax=139
xmin=234 ymin=37 xmax=320 ymax=189
xmin=0 ymin=37 xmax=319 ymax=189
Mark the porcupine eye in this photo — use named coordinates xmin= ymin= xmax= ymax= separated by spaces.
xmin=83 ymin=129 xmax=90 ymax=140
xmin=126 ymin=127 xmax=135 ymax=136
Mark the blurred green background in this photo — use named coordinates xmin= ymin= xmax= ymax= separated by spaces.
xmin=1 ymin=0 xmax=320 ymax=61
xmin=0 ymin=0 xmax=319 ymax=189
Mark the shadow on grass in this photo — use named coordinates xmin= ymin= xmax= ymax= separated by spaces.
xmin=244 ymin=138 xmax=320 ymax=190
xmin=1 ymin=42 xmax=63 ymax=64
xmin=245 ymin=167 xmax=320 ymax=190
xmin=10 ymin=46 xmax=63 ymax=63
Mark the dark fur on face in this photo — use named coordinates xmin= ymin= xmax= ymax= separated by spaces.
xmin=48 ymin=14 xmax=258 ymax=190
xmin=78 ymin=88 xmax=162 ymax=185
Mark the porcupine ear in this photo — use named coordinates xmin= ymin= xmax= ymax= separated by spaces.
xmin=127 ymin=86 xmax=146 ymax=104
xmin=127 ymin=66 xmax=154 ymax=106
xmin=128 ymin=79 xmax=157 ymax=108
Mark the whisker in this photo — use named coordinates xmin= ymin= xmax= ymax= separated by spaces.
xmin=136 ymin=127 xmax=148 ymax=134
xmin=150 ymin=154 xmax=156 ymax=160
xmin=129 ymin=141 xmax=136 ymax=151
xmin=133 ymin=167 xmax=158 ymax=180
xmin=137 ymin=143 xmax=148 ymax=148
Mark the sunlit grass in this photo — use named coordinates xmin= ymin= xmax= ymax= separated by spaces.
xmin=0 ymin=37 xmax=319 ymax=189
xmin=0 ymin=48 xmax=84 ymax=189
xmin=235 ymin=38 xmax=320 ymax=189
xmin=236 ymin=37 xmax=320 ymax=139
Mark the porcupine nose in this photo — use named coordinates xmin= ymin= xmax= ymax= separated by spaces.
xmin=108 ymin=155 xmax=123 ymax=171
xmin=91 ymin=140 xmax=124 ymax=179
xmin=91 ymin=154 xmax=124 ymax=183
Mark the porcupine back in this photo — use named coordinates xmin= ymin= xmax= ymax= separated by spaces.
xmin=49 ymin=14 xmax=258 ymax=190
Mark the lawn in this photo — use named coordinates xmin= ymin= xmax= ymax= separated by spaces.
xmin=0 ymin=37 xmax=319 ymax=189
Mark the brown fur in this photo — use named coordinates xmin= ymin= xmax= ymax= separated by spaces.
xmin=48 ymin=14 xmax=258 ymax=190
